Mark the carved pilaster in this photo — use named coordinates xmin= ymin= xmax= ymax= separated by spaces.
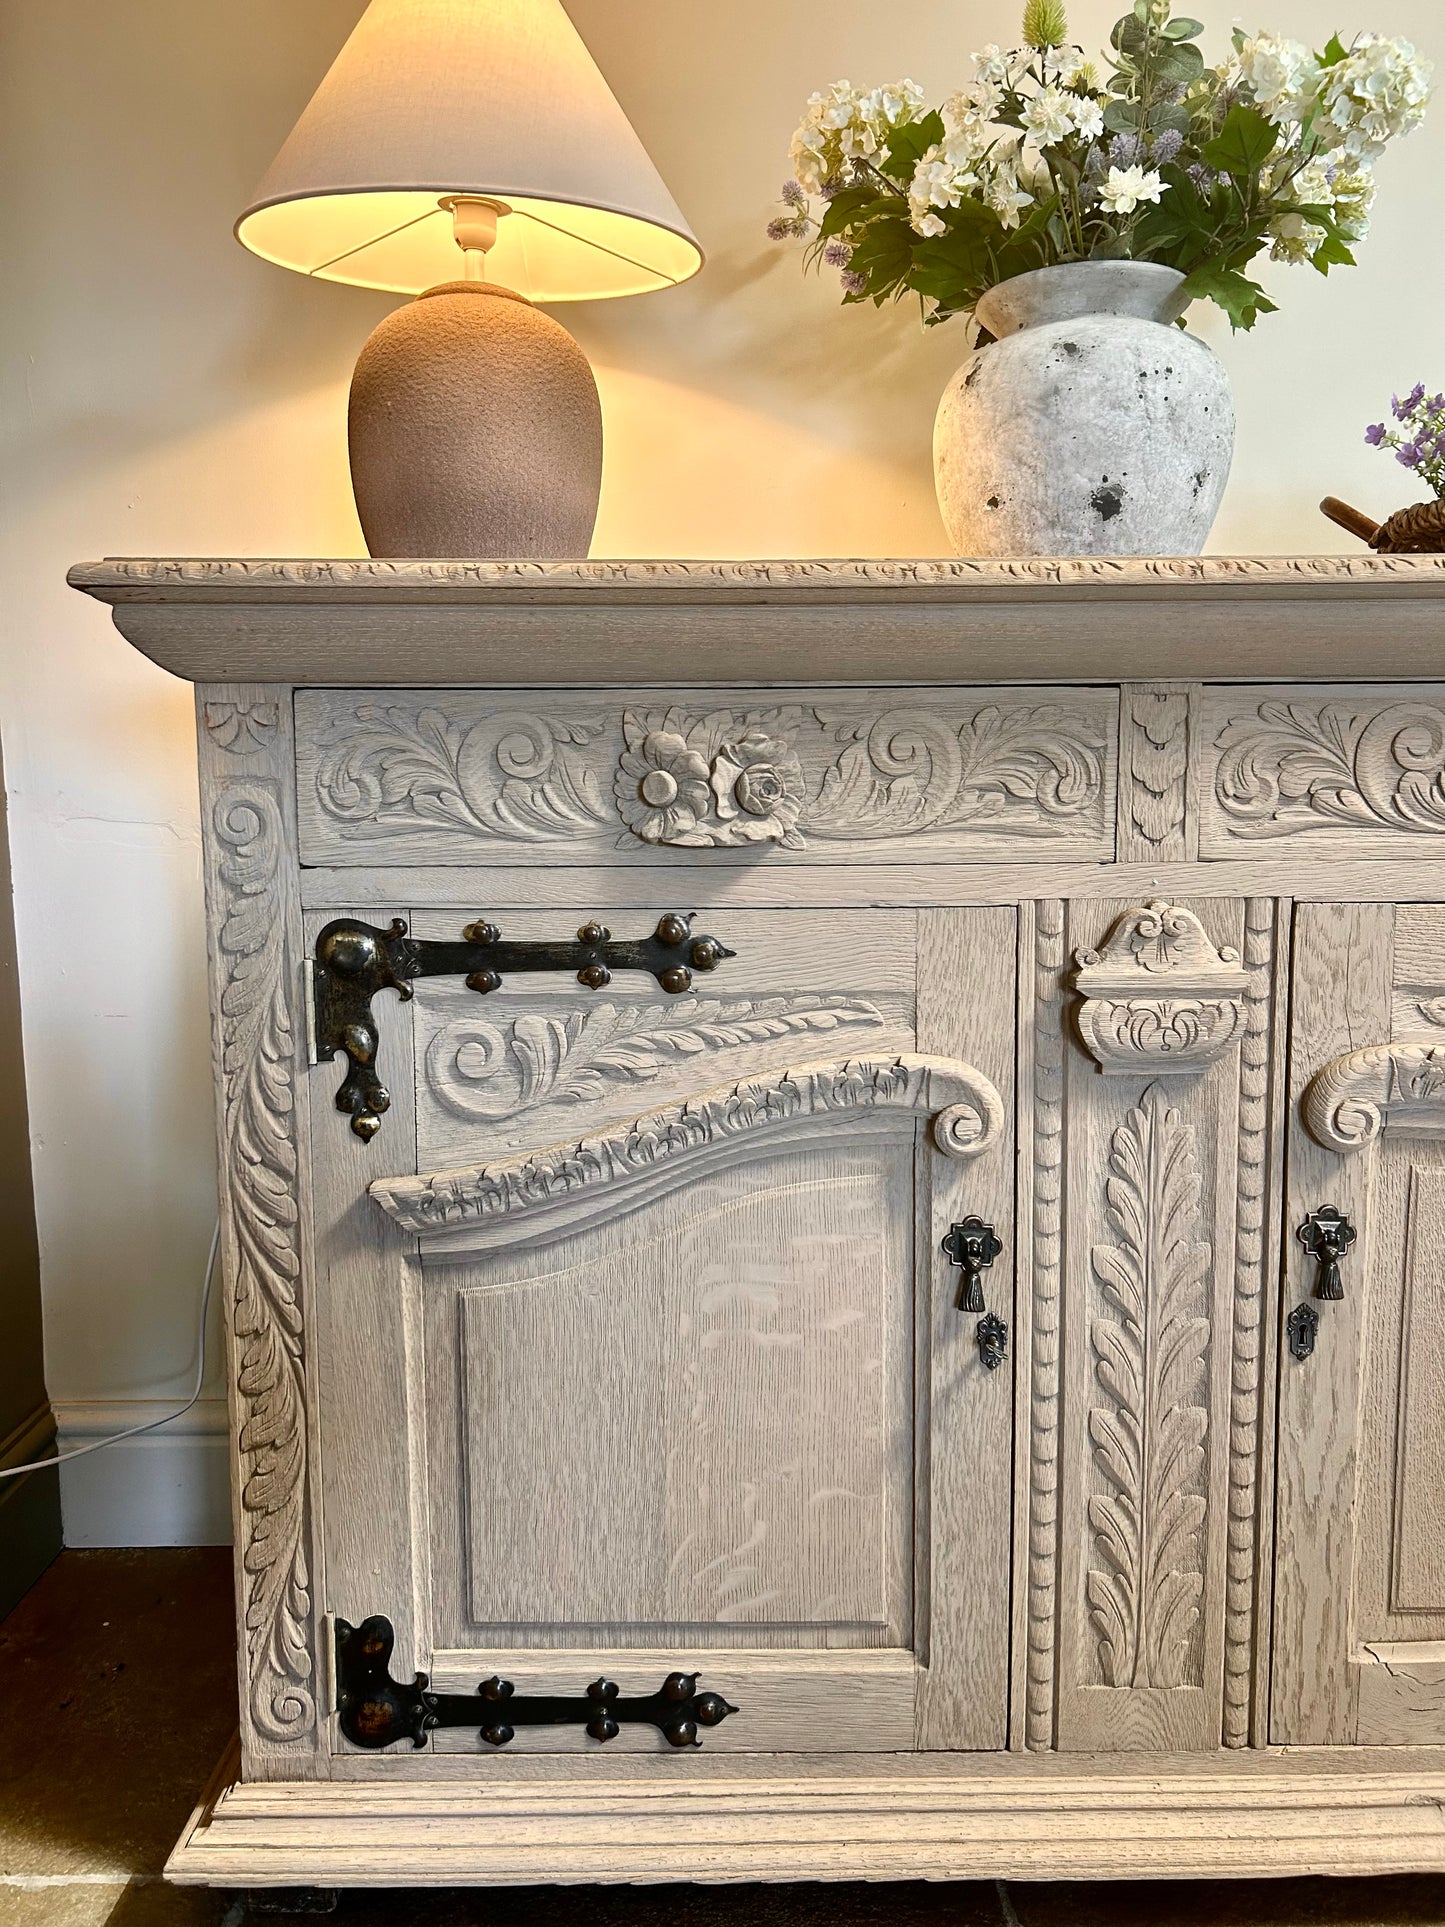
xmin=1026 ymin=901 xmax=1065 ymax=1751
xmin=1117 ymin=684 xmax=1199 ymax=863
xmin=1223 ymin=899 xmax=1275 ymax=1747
xmin=197 ymin=686 xmax=321 ymax=1768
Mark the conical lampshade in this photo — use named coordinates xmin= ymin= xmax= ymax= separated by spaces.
xmin=236 ymin=0 xmax=702 ymax=301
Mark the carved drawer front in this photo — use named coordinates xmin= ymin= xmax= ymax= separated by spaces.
xmin=1199 ymin=685 xmax=1445 ymax=858
xmin=293 ymin=685 xmax=1118 ymax=867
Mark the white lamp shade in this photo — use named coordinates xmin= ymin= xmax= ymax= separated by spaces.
xmin=236 ymin=0 xmax=703 ymax=301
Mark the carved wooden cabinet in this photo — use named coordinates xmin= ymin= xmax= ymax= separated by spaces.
xmin=70 ymin=557 xmax=1445 ymax=1889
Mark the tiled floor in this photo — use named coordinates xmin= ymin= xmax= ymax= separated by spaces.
xmin=3 ymin=1553 xmax=1444 ymax=1926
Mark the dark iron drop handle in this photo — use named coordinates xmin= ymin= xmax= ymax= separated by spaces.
xmin=942 ymin=1216 xmax=1009 ymax=1371
xmin=1288 ymin=1205 xmax=1358 ymax=1361
xmin=314 ymin=911 xmax=735 ymax=1141
xmin=335 ymin=1616 xmax=738 ymax=1751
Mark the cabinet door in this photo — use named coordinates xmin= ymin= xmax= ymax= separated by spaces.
xmin=1272 ymin=902 xmax=1445 ymax=1744
xmin=308 ymin=898 xmax=1016 ymax=1758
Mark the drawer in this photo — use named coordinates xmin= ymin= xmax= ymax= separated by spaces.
xmin=1199 ymin=685 xmax=1445 ymax=857
xmin=294 ymin=685 xmax=1118 ymax=867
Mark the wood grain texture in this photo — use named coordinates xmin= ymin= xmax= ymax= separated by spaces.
xmin=168 ymin=1753 xmax=1445 ymax=1886
xmin=195 ymin=686 xmax=324 ymax=1780
xmin=1270 ymin=900 xmax=1394 ymax=1745
xmin=299 ymin=856 xmax=1445 ymax=913
xmin=913 ymin=908 xmax=1016 ymax=1751
xmin=1395 ymin=1166 xmax=1445 ymax=1610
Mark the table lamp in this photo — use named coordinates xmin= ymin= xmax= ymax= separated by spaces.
xmin=236 ymin=0 xmax=703 ymax=559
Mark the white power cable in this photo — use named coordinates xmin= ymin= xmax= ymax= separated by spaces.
xmin=0 ymin=1218 xmax=221 ymax=1481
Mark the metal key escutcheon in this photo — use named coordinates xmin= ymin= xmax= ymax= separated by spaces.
xmin=942 ymin=1216 xmax=1002 ymax=1314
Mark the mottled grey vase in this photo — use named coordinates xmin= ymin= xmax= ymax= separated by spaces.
xmin=933 ymin=262 xmax=1234 ymax=557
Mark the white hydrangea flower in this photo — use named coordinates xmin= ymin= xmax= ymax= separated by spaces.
xmin=1232 ymin=32 xmax=1321 ymax=122
xmin=943 ymin=78 xmax=1004 ymax=137
xmin=1329 ymin=160 xmax=1377 ymax=240
xmin=1099 ymin=165 xmax=1167 ymax=214
xmin=787 ymin=76 xmax=926 ymax=192
xmin=1317 ymin=35 xmax=1431 ymax=158
xmin=973 ymin=43 xmax=1016 ymax=85
xmin=1070 ymin=95 xmax=1106 ymax=142
xmin=983 ymin=161 xmax=1035 ymax=229
xmin=1268 ymin=209 xmax=1327 ymax=263
xmin=908 ymin=136 xmax=985 ymax=237
xmin=1020 ymin=84 xmax=1076 ymax=146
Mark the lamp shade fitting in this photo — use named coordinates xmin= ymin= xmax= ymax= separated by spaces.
xmin=236 ymin=0 xmax=702 ymax=558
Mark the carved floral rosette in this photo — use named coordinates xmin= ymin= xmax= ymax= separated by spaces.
xmin=1072 ymin=901 xmax=1249 ymax=1076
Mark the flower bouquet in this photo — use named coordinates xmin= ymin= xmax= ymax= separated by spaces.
xmin=1322 ymin=386 xmax=1445 ymax=552
xmin=770 ymin=1 xmax=1431 ymax=556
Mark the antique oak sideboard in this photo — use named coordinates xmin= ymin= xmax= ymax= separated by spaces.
xmin=70 ymin=555 xmax=1445 ymax=1888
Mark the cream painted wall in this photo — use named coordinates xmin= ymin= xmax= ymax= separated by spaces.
xmin=0 ymin=0 xmax=1441 ymax=1542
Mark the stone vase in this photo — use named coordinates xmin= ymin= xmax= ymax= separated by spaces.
xmin=933 ymin=261 xmax=1234 ymax=557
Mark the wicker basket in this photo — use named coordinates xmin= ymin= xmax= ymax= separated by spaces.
xmin=1321 ymin=494 xmax=1445 ymax=553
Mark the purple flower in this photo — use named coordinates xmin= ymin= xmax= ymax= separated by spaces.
xmin=840 ymin=269 xmax=868 ymax=296
xmin=1108 ymin=133 xmax=1144 ymax=167
xmin=823 ymin=240 xmax=851 ymax=268
xmin=1152 ymin=128 xmax=1184 ymax=164
xmin=1397 ymin=441 xmax=1423 ymax=470
xmin=1365 ymin=422 xmax=1388 ymax=445
xmin=766 ymin=217 xmax=793 ymax=242
xmin=820 ymin=173 xmax=849 ymax=200
xmin=1083 ymin=141 xmax=1106 ymax=179
xmin=1393 ymin=382 xmax=1427 ymax=420
xmin=781 ymin=179 xmax=806 ymax=209
xmin=1187 ymin=162 xmax=1217 ymax=195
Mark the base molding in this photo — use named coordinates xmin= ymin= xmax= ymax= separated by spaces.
xmin=169 ymin=1749 xmax=1445 ymax=1887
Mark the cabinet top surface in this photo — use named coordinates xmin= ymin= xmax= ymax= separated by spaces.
xmin=68 ymin=555 xmax=1445 ymax=687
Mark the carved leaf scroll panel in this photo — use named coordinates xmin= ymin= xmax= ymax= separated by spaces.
xmin=294 ymin=689 xmax=1115 ymax=863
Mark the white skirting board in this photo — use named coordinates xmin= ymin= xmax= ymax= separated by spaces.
xmin=54 ymin=1399 xmax=231 ymax=1547
xmin=168 ymin=1748 xmax=1445 ymax=1886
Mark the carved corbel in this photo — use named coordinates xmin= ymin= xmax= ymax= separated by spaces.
xmin=1071 ymin=899 xmax=1249 ymax=1075
xmin=1303 ymin=1042 xmax=1445 ymax=1152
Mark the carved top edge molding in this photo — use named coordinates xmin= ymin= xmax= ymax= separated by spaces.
xmin=370 ymin=1052 xmax=1003 ymax=1241
xmin=1303 ymin=1041 xmax=1445 ymax=1151
xmin=68 ymin=555 xmax=1445 ymax=606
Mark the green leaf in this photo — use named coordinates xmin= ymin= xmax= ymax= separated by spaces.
xmin=1311 ymin=230 xmax=1357 ymax=273
xmin=880 ymin=110 xmax=945 ymax=182
xmin=1180 ymin=258 xmax=1279 ymax=329
xmin=1319 ymin=32 xmax=1349 ymax=65
xmin=1163 ymin=16 xmax=1204 ymax=37
xmin=816 ymin=185 xmax=875 ymax=238
xmin=1155 ymin=40 xmax=1205 ymax=85
xmin=1103 ymin=97 xmax=1138 ymax=133
xmin=1112 ymin=12 xmax=1149 ymax=56
xmin=1202 ymin=102 xmax=1282 ymax=177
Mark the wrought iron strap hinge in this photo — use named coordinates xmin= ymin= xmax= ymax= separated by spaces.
xmin=314 ymin=911 xmax=736 ymax=1140
xmin=334 ymin=1616 xmax=738 ymax=1751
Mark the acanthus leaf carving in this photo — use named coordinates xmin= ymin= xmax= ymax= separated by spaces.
xmin=1121 ymin=687 xmax=1191 ymax=858
xmin=1213 ymin=699 xmax=1445 ymax=840
xmin=1072 ymin=901 xmax=1248 ymax=1075
xmin=424 ymin=993 xmax=890 ymax=1123
xmin=212 ymin=780 xmax=315 ymax=1745
xmin=372 ymin=1053 xmax=1004 ymax=1246
xmin=205 ymin=698 xmax=279 ymax=750
xmin=1303 ymin=1041 xmax=1445 ymax=1151
xmin=315 ymin=703 xmax=611 ymax=842
xmin=1086 ymin=1082 xmax=1211 ymax=1692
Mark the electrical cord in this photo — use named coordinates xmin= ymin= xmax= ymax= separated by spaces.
xmin=0 ymin=1218 xmax=220 ymax=1481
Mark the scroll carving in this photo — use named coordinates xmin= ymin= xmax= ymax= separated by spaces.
xmin=305 ymin=695 xmax=1111 ymax=855
xmin=1087 ymin=1082 xmax=1211 ymax=1691
xmin=212 ymin=781 xmax=315 ymax=1744
xmin=425 ymin=994 xmax=889 ymax=1123
xmin=1213 ymin=699 xmax=1445 ymax=840
xmin=1073 ymin=901 xmax=1249 ymax=1075
xmin=1303 ymin=1041 xmax=1445 ymax=1151
xmin=372 ymin=1053 xmax=1004 ymax=1245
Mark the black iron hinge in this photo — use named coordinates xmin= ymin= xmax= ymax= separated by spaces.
xmin=334 ymin=1616 xmax=738 ymax=1751
xmin=313 ymin=911 xmax=735 ymax=1140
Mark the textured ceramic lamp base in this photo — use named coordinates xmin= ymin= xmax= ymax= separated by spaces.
xmin=348 ymin=281 xmax=603 ymax=559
